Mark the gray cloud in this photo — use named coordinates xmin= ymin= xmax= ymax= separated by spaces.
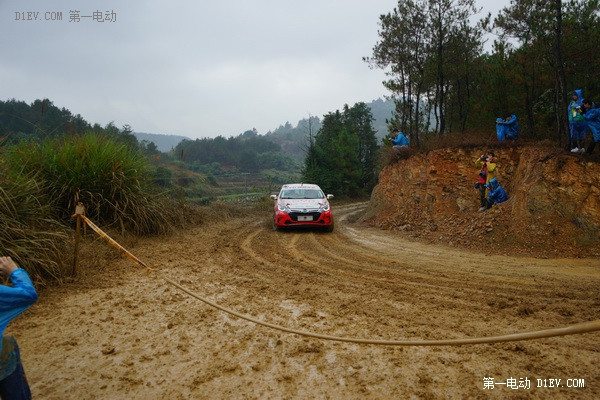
xmin=1 ymin=0 xmax=509 ymax=138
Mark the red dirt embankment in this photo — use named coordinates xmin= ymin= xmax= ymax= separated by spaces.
xmin=365 ymin=145 xmax=600 ymax=257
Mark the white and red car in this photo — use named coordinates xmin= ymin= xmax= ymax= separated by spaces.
xmin=270 ymin=183 xmax=334 ymax=232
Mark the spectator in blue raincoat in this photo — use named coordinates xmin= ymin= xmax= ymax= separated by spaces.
xmin=568 ymin=89 xmax=587 ymax=153
xmin=495 ymin=118 xmax=505 ymax=141
xmin=389 ymin=128 xmax=409 ymax=147
xmin=581 ymin=99 xmax=600 ymax=155
xmin=388 ymin=128 xmax=410 ymax=155
xmin=479 ymin=177 xmax=508 ymax=212
xmin=0 ymin=256 xmax=38 ymax=399
xmin=496 ymin=114 xmax=519 ymax=141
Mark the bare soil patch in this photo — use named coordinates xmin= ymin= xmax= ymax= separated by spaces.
xmin=9 ymin=203 xmax=600 ymax=399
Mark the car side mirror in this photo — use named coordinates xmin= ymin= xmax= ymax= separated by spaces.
xmin=270 ymin=194 xmax=278 ymax=200
xmin=326 ymin=194 xmax=334 ymax=200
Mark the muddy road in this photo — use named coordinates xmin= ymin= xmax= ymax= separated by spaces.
xmin=10 ymin=203 xmax=600 ymax=399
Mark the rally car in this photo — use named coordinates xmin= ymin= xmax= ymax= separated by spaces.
xmin=270 ymin=183 xmax=334 ymax=232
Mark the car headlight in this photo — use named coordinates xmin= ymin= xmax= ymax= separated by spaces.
xmin=319 ymin=202 xmax=330 ymax=212
xmin=277 ymin=202 xmax=291 ymax=213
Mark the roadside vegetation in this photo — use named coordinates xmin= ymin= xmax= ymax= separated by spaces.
xmin=0 ymin=159 xmax=68 ymax=284
xmin=5 ymin=133 xmax=176 ymax=235
xmin=0 ymin=129 xmax=184 ymax=283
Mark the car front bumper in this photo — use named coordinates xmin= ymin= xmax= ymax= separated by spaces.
xmin=274 ymin=210 xmax=333 ymax=227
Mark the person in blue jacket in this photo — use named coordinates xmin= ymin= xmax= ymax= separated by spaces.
xmin=568 ymin=89 xmax=587 ymax=152
xmin=496 ymin=114 xmax=519 ymax=141
xmin=479 ymin=177 xmax=508 ymax=212
xmin=389 ymin=128 xmax=409 ymax=153
xmin=495 ymin=117 xmax=505 ymax=141
xmin=0 ymin=256 xmax=38 ymax=400
xmin=581 ymin=99 xmax=600 ymax=154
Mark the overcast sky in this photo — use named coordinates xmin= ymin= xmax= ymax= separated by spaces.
xmin=1 ymin=0 xmax=511 ymax=139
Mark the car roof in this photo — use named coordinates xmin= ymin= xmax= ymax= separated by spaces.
xmin=280 ymin=183 xmax=322 ymax=190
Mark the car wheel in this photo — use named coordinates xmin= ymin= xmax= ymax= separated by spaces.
xmin=324 ymin=221 xmax=334 ymax=232
xmin=273 ymin=220 xmax=284 ymax=232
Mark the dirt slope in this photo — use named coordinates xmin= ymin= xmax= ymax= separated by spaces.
xmin=366 ymin=145 xmax=600 ymax=257
xmin=8 ymin=203 xmax=600 ymax=399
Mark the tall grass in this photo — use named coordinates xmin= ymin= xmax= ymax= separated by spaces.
xmin=6 ymin=133 xmax=177 ymax=235
xmin=0 ymin=163 xmax=69 ymax=284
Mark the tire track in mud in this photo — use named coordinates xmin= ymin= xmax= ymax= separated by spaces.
xmin=333 ymin=205 xmax=597 ymax=292
xmin=176 ymin=203 xmax=597 ymax=338
xmin=303 ymin=236 xmax=517 ymax=321
xmin=278 ymin=205 xmax=580 ymax=297
xmin=231 ymin=203 xmax=600 ymax=330
xmin=305 ymin=226 xmax=563 ymax=302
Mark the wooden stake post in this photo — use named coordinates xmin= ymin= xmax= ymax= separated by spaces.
xmin=72 ymin=202 xmax=85 ymax=276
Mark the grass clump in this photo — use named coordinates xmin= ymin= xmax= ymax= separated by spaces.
xmin=0 ymin=163 xmax=69 ymax=283
xmin=6 ymin=133 xmax=178 ymax=235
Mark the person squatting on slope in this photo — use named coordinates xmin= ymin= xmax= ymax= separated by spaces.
xmin=474 ymin=152 xmax=497 ymax=206
xmin=496 ymin=114 xmax=519 ymax=141
xmin=479 ymin=177 xmax=508 ymax=212
xmin=580 ymin=99 xmax=600 ymax=155
xmin=474 ymin=156 xmax=488 ymax=209
xmin=568 ymin=89 xmax=587 ymax=153
xmin=0 ymin=256 xmax=38 ymax=400
xmin=389 ymin=128 xmax=410 ymax=153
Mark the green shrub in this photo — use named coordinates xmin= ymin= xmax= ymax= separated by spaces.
xmin=6 ymin=133 xmax=176 ymax=235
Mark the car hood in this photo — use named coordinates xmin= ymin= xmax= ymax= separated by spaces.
xmin=279 ymin=199 xmax=327 ymax=211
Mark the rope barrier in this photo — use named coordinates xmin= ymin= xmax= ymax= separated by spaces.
xmin=74 ymin=213 xmax=600 ymax=346
xmin=75 ymin=216 xmax=154 ymax=275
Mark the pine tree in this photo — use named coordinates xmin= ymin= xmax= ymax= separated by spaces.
xmin=301 ymin=104 xmax=378 ymax=197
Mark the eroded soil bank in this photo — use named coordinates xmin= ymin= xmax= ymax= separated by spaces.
xmin=366 ymin=145 xmax=600 ymax=258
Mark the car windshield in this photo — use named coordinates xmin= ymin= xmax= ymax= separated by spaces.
xmin=279 ymin=189 xmax=324 ymax=199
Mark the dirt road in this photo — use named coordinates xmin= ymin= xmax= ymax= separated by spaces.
xmin=10 ymin=203 xmax=600 ymax=399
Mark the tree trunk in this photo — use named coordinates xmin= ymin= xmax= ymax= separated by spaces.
xmin=554 ymin=0 xmax=569 ymax=148
xmin=414 ymin=80 xmax=423 ymax=148
xmin=437 ymin=36 xmax=446 ymax=135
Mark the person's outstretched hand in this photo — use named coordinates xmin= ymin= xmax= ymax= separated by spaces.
xmin=0 ymin=256 xmax=19 ymax=277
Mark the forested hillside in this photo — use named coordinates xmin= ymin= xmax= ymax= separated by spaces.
xmin=174 ymin=129 xmax=299 ymax=174
xmin=264 ymin=98 xmax=395 ymax=162
xmin=0 ymin=98 xmax=146 ymax=152
xmin=0 ymin=96 xmax=393 ymax=163
xmin=0 ymin=98 xmax=94 ymax=141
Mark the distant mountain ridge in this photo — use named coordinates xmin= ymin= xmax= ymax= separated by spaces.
xmin=133 ymin=132 xmax=191 ymax=152
xmin=134 ymin=98 xmax=395 ymax=155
